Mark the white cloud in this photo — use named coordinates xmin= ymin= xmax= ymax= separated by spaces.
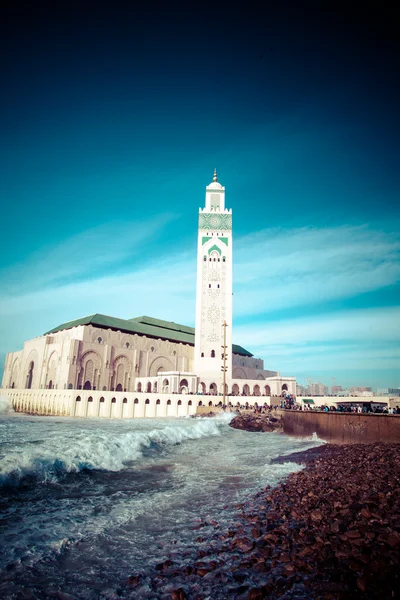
xmin=0 ymin=221 xmax=399 ymax=385
xmin=233 ymin=224 xmax=400 ymax=316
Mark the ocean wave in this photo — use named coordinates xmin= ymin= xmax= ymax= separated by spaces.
xmin=0 ymin=416 xmax=227 ymax=487
xmin=0 ymin=396 xmax=14 ymax=414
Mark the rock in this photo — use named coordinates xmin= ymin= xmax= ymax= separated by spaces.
xmin=229 ymin=413 xmax=283 ymax=432
xmin=170 ymin=589 xmax=186 ymax=600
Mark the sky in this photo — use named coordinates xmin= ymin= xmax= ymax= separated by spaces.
xmin=0 ymin=0 xmax=399 ymax=390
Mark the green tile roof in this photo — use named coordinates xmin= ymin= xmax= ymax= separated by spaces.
xmin=44 ymin=313 xmax=253 ymax=357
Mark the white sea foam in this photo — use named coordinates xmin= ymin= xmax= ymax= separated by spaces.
xmin=0 ymin=395 xmax=13 ymax=414
xmin=0 ymin=416 xmax=226 ymax=486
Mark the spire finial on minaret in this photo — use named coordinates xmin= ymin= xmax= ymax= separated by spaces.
xmin=213 ymin=168 xmax=218 ymax=182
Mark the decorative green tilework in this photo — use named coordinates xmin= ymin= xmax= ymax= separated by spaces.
xmin=199 ymin=213 xmax=232 ymax=230
xmin=202 ymin=236 xmax=210 ymax=245
xmin=208 ymin=244 xmax=222 ymax=255
xmin=220 ymin=237 xmax=228 ymax=245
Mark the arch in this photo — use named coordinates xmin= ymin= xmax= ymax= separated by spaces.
xmin=76 ymin=396 xmax=81 ymax=402
xmin=68 ymin=383 xmax=73 ymax=389
xmin=111 ymin=397 xmax=116 ymax=403
xmin=48 ymin=380 xmax=53 ymax=390
xmin=167 ymin=399 xmax=171 ymax=405
xmin=162 ymin=378 xmax=169 ymax=393
xmin=100 ymin=396 xmax=105 ymax=402
xmin=153 ymin=381 xmax=158 ymax=392
xmin=253 ymin=385 xmax=261 ymax=396
xmin=146 ymin=382 xmax=152 ymax=393
xmin=156 ymin=399 xmax=161 ymax=405
xmin=211 ymin=350 xmax=215 ymax=358
xmin=264 ymin=384 xmax=271 ymax=395
xmin=46 ymin=351 xmax=58 ymax=389
xmin=232 ymin=367 xmax=247 ymax=379
xmin=282 ymin=383 xmax=288 ymax=391
xmin=137 ymin=382 xmax=142 ymax=392
xmin=209 ymin=382 xmax=217 ymax=395
xmin=122 ymin=398 xmax=128 ymax=404
xmin=134 ymin=398 xmax=139 ymax=404
xmin=24 ymin=349 xmax=39 ymax=389
xmin=83 ymin=380 xmax=92 ymax=390
xmin=256 ymin=374 xmax=265 ymax=380
xmin=149 ymin=356 xmax=173 ymax=377
xmin=116 ymin=383 xmax=123 ymax=391
xmin=179 ymin=378 xmax=189 ymax=393
xmin=232 ymin=383 xmax=240 ymax=395
xmin=243 ymin=384 xmax=250 ymax=396
xmin=88 ymin=396 xmax=93 ymax=402
xmin=112 ymin=355 xmax=132 ymax=392
xmin=199 ymin=382 xmax=206 ymax=394
xmin=198 ymin=400 xmax=203 ymax=406
xmin=208 ymin=401 xmax=213 ymax=407
xmin=145 ymin=399 xmax=150 ymax=404
xmin=79 ymin=350 xmax=102 ymax=379
xmin=10 ymin=357 xmax=20 ymax=389
xmin=188 ymin=400 xmax=192 ymax=406
xmin=177 ymin=399 xmax=182 ymax=406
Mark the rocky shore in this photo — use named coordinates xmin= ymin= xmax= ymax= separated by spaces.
xmin=131 ymin=442 xmax=399 ymax=599
xmin=229 ymin=412 xmax=283 ymax=433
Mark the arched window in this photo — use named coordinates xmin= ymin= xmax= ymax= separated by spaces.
xmin=68 ymin=383 xmax=73 ymax=389
xmin=137 ymin=383 xmax=142 ymax=392
xmin=97 ymin=337 xmax=102 ymax=344
xmin=211 ymin=350 xmax=215 ymax=358
xmin=167 ymin=399 xmax=171 ymax=405
xmin=116 ymin=383 xmax=123 ymax=392
xmin=178 ymin=400 xmax=182 ymax=405
xmin=100 ymin=397 xmax=105 ymax=403
xmin=198 ymin=400 xmax=203 ymax=406
xmin=204 ymin=256 xmax=207 ymax=261
xmin=123 ymin=398 xmax=127 ymax=403
xmin=103 ymin=386 xmax=107 ymax=391
xmin=27 ymin=361 xmax=34 ymax=389
xmin=188 ymin=400 xmax=192 ymax=406
xmin=156 ymin=399 xmax=161 ymax=405
xmin=282 ymin=383 xmax=288 ymax=391
xmin=208 ymin=401 xmax=213 ymax=406
xmin=223 ymin=257 xmax=226 ymax=262
xmin=134 ymin=398 xmax=139 ymax=404
xmin=201 ymin=352 xmax=204 ymax=357
xmin=111 ymin=397 xmax=116 ymax=403
xmin=76 ymin=396 xmax=81 ymax=402
xmin=217 ymin=284 xmax=220 ymax=288
xmin=146 ymin=382 xmax=152 ymax=393
xmin=125 ymin=342 xmax=130 ymax=348
xmin=145 ymin=399 xmax=150 ymax=404
xmin=88 ymin=396 xmax=93 ymax=402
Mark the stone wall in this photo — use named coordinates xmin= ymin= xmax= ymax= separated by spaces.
xmin=4 ymin=389 xmax=271 ymax=419
xmin=281 ymin=410 xmax=400 ymax=444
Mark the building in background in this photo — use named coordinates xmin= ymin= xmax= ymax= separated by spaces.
xmin=2 ymin=173 xmax=296 ymax=416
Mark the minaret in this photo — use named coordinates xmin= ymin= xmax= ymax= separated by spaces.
xmin=194 ymin=170 xmax=233 ymax=390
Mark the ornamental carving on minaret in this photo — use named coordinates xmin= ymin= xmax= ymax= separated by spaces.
xmin=198 ymin=213 xmax=232 ymax=230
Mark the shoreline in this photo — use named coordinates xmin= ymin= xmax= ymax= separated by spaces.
xmin=133 ymin=441 xmax=399 ymax=599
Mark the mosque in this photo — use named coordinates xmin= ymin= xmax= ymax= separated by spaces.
xmin=2 ymin=172 xmax=296 ymax=417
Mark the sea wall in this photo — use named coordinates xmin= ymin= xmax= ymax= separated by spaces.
xmin=281 ymin=410 xmax=400 ymax=443
xmin=3 ymin=388 xmax=271 ymax=418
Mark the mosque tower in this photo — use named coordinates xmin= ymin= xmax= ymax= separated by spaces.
xmin=194 ymin=170 xmax=233 ymax=389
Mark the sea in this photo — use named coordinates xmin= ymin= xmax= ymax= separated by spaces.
xmin=0 ymin=398 xmax=324 ymax=599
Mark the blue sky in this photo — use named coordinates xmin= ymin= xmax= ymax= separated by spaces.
xmin=0 ymin=1 xmax=399 ymax=390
